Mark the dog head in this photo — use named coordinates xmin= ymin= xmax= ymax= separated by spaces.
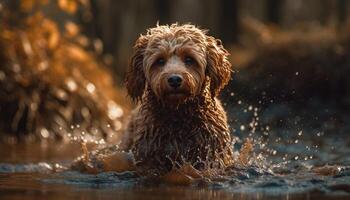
xmin=125 ymin=24 xmax=232 ymax=105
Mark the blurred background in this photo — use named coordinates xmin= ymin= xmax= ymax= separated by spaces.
xmin=0 ymin=0 xmax=349 ymax=142
xmin=53 ymin=0 xmax=350 ymax=76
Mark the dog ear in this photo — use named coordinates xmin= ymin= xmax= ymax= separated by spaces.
xmin=206 ymin=36 xmax=232 ymax=97
xmin=125 ymin=35 xmax=149 ymax=101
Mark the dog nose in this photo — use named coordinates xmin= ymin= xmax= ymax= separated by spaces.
xmin=168 ymin=74 xmax=182 ymax=88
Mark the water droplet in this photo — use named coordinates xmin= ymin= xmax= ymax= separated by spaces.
xmin=98 ymin=139 xmax=106 ymax=144
xmin=240 ymin=125 xmax=245 ymax=131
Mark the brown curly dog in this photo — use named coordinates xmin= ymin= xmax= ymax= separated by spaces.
xmin=123 ymin=24 xmax=234 ymax=172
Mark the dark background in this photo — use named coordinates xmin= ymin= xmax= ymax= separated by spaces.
xmin=76 ymin=0 xmax=349 ymax=75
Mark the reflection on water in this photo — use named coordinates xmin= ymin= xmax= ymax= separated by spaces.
xmin=1 ymin=132 xmax=350 ymax=199
xmin=1 ymin=165 xmax=350 ymax=200
xmin=1 ymin=101 xmax=350 ymax=200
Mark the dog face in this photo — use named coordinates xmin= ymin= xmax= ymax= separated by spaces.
xmin=125 ymin=24 xmax=232 ymax=105
xmin=144 ymin=34 xmax=207 ymax=105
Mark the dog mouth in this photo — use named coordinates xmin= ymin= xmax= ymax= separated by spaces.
xmin=163 ymin=90 xmax=191 ymax=102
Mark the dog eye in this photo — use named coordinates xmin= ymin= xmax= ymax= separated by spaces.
xmin=184 ymin=56 xmax=195 ymax=66
xmin=154 ymin=58 xmax=166 ymax=66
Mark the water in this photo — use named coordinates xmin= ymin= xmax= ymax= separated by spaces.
xmin=1 ymin=135 xmax=350 ymax=199
xmin=0 ymin=104 xmax=350 ymax=200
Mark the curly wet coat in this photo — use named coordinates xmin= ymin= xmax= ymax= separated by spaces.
xmin=123 ymin=24 xmax=234 ymax=171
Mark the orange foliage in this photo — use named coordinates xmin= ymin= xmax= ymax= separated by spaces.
xmin=0 ymin=0 xmax=129 ymax=142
